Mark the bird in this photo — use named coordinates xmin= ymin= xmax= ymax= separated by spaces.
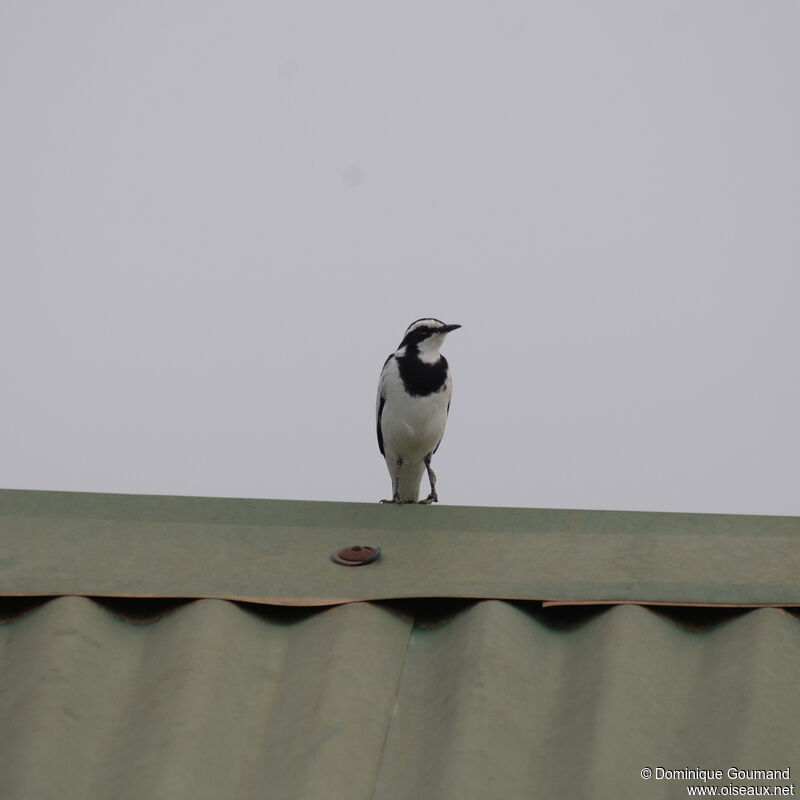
xmin=376 ymin=318 xmax=461 ymax=504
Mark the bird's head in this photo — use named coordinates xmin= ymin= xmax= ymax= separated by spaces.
xmin=398 ymin=318 xmax=461 ymax=362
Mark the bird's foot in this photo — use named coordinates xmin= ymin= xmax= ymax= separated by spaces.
xmin=380 ymin=494 xmax=404 ymax=504
xmin=418 ymin=491 xmax=438 ymax=505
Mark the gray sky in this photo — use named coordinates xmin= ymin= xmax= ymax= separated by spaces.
xmin=2 ymin=2 xmax=798 ymax=514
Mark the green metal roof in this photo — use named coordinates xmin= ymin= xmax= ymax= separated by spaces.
xmin=1 ymin=596 xmax=798 ymax=800
xmin=1 ymin=489 xmax=798 ymax=799
xmin=2 ymin=488 xmax=799 ymax=605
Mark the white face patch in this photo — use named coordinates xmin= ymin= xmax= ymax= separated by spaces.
xmin=417 ymin=332 xmax=447 ymax=363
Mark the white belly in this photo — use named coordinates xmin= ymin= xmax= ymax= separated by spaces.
xmin=382 ymin=389 xmax=449 ymax=465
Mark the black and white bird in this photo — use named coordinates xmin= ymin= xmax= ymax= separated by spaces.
xmin=376 ymin=318 xmax=461 ymax=504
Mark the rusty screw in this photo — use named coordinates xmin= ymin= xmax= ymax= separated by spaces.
xmin=331 ymin=546 xmax=381 ymax=566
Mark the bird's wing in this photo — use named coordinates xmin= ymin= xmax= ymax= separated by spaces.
xmin=376 ymin=353 xmax=394 ymax=456
xmin=432 ymin=380 xmax=453 ymax=455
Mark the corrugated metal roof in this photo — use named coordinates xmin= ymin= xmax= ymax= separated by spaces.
xmin=1 ymin=597 xmax=798 ymax=799
xmin=3 ymin=488 xmax=800 ymax=605
xmin=1 ymin=489 xmax=798 ymax=799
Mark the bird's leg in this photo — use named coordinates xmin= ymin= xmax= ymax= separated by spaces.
xmin=380 ymin=457 xmax=404 ymax=503
xmin=393 ymin=456 xmax=403 ymax=501
xmin=419 ymin=455 xmax=438 ymax=504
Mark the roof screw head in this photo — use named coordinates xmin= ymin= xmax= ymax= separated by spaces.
xmin=331 ymin=546 xmax=381 ymax=566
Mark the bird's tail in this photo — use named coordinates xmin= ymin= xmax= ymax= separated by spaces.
xmin=397 ymin=461 xmax=426 ymax=503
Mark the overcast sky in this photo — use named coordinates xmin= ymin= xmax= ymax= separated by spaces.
xmin=2 ymin=2 xmax=798 ymax=515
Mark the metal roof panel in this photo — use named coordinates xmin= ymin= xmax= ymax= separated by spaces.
xmin=2 ymin=489 xmax=799 ymax=605
xmin=1 ymin=597 xmax=798 ymax=800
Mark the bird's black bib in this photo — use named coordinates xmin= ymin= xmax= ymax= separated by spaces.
xmin=396 ymin=351 xmax=449 ymax=397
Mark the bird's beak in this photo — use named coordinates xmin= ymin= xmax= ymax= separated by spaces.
xmin=443 ymin=323 xmax=462 ymax=333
